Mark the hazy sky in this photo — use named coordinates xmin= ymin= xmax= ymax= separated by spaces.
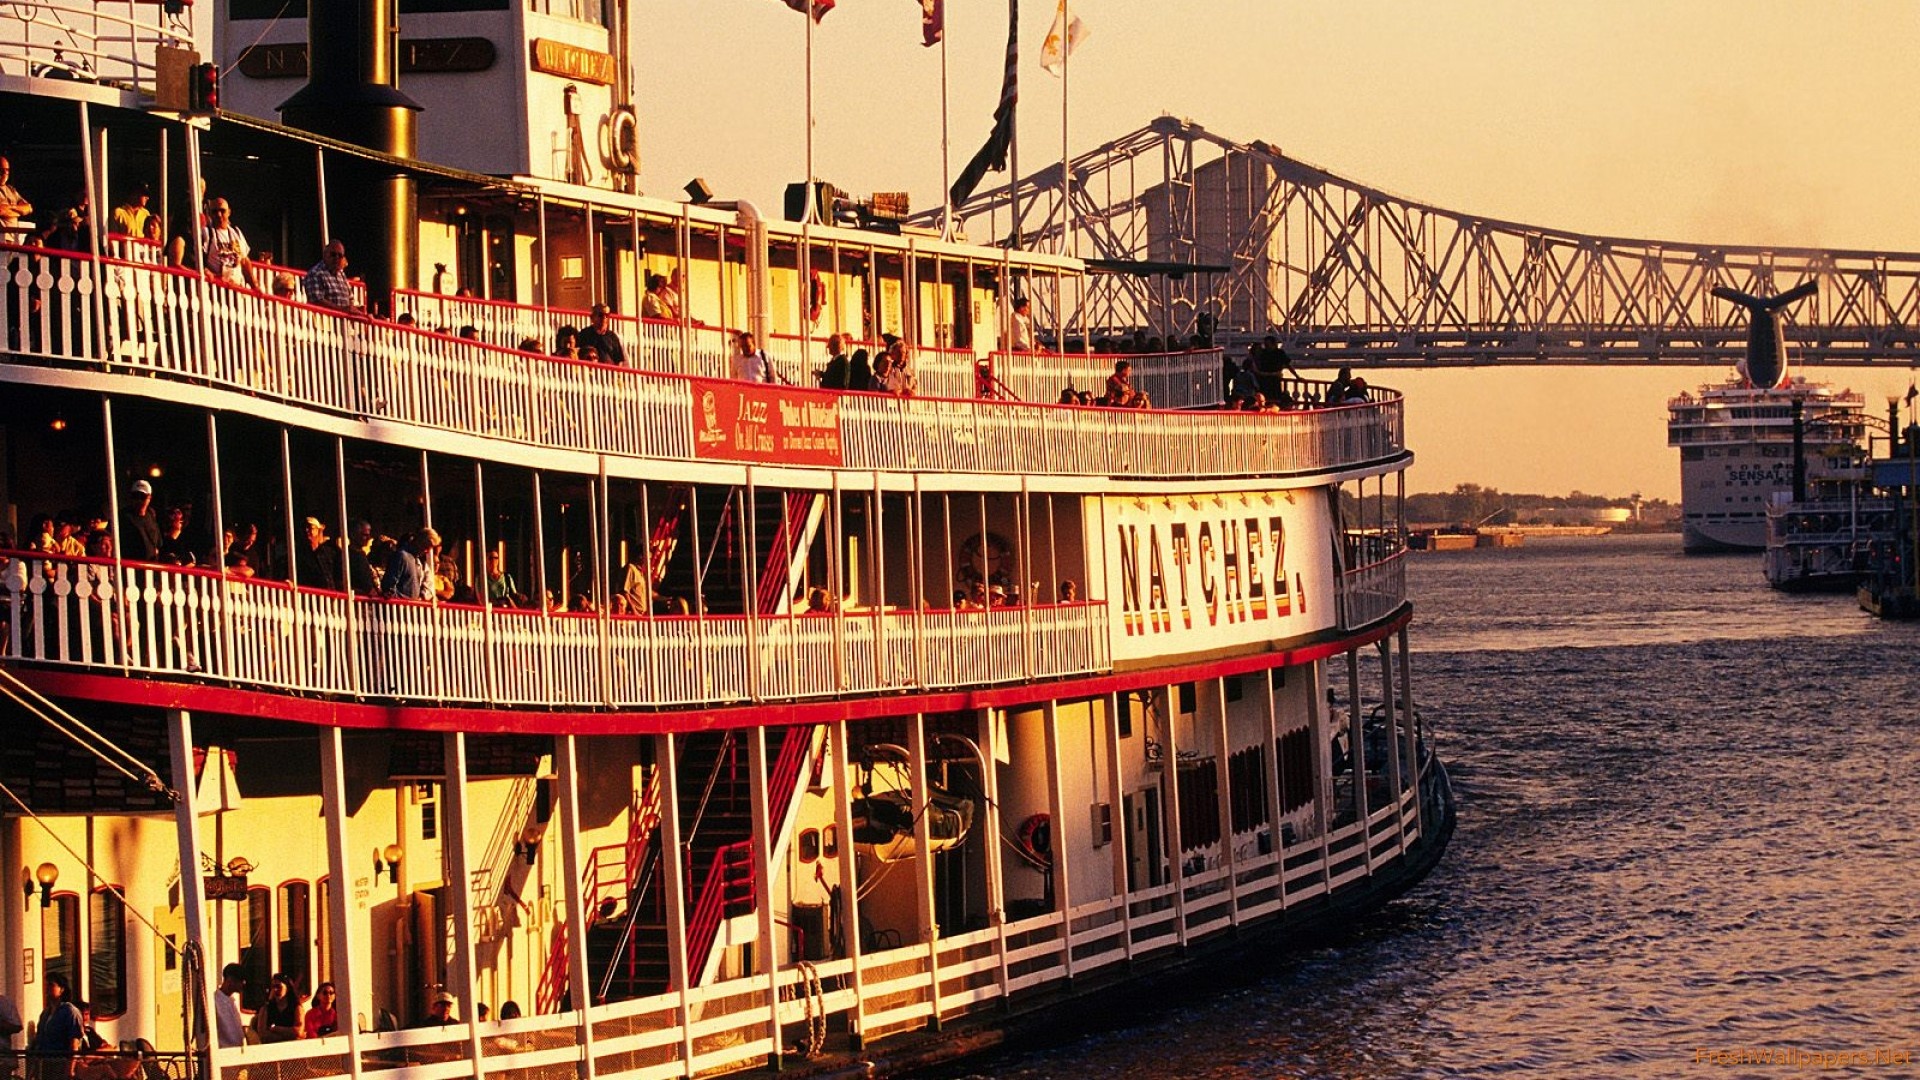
xmin=633 ymin=2 xmax=1920 ymax=499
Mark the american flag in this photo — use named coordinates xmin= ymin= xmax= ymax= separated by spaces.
xmin=950 ymin=0 xmax=1018 ymax=208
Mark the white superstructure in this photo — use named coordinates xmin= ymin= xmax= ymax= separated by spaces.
xmin=1667 ymin=375 xmax=1869 ymax=553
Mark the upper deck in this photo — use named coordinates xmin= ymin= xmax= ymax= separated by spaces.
xmin=0 ymin=238 xmax=1405 ymax=483
xmin=1667 ymin=377 xmax=1868 ymax=448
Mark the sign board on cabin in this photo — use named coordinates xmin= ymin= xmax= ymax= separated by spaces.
xmin=690 ymin=379 xmax=843 ymax=467
xmin=1096 ymin=490 xmax=1338 ymax=663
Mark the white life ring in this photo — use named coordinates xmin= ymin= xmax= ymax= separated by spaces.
xmin=602 ymin=106 xmax=639 ymax=175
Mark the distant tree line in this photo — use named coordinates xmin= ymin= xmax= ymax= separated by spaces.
xmin=1340 ymin=484 xmax=1677 ymax=528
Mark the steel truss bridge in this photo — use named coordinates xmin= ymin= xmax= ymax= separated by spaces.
xmin=927 ymin=115 xmax=1920 ymax=370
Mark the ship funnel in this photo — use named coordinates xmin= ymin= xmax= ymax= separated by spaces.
xmin=1711 ymin=281 xmax=1817 ymax=392
xmin=278 ymin=0 xmax=423 ymax=308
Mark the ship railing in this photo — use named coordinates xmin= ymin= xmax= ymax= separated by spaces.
xmin=924 ymin=924 xmax=1003 ymax=1019
xmin=1340 ymin=549 xmax=1408 ymax=630
xmin=180 ymin=783 xmax=1435 ymax=1080
xmin=981 ymin=915 xmax=1057 ymax=997
xmin=761 ymin=332 xmax=981 ymax=401
xmin=0 ymin=1 xmax=192 ymax=97
xmin=1182 ymin=861 xmax=1237 ymax=935
xmin=990 ymin=348 xmax=1226 ymax=411
xmin=213 ymin=1032 xmax=354 ymax=1080
xmin=3 ymin=244 xmax=1406 ymax=480
xmin=6 ymin=1050 xmax=196 ymax=1080
xmin=834 ymin=389 xmax=1400 ymax=478
xmin=0 ymin=552 xmax=1110 ymax=708
xmin=1063 ymin=895 xmax=1130 ymax=976
xmin=855 ymin=949 xmax=935 ymax=1039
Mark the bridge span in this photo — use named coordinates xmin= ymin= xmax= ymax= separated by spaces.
xmin=931 ymin=116 xmax=1920 ymax=371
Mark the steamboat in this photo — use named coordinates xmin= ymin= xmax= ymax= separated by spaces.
xmin=0 ymin=4 xmax=1449 ymax=1078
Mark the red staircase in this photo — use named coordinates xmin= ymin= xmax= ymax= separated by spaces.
xmin=583 ymin=725 xmax=818 ymax=1002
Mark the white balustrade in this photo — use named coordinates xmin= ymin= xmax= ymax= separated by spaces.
xmin=5 ymin=245 xmax=1404 ymax=481
xmin=993 ymin=348 xmax=1225 ymax=410
xmin=0 ymin=554 xmax=1118 ymax=710
xmin=0 ymin=1 xmax=191 ymax=96
xmin=1340 ymin=549 xmax=1409 ymax=628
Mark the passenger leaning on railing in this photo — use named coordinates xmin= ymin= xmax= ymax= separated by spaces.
xmin=381 ymin=529 xmax=441 ymax=601
xmin=305 ymin=241 xmax=360 ymax=313
xmin=107 ymin=182 xmax=151 ymax=238
xmin=576 ymin=303 xmax=628 ymax=365
xmin=200 ymin=199 xmax=255 ymax=289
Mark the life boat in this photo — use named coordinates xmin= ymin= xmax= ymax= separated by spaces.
xmin=848 ymin=740 xmax=980 ymax=863
xmin=850 ymin=788 xmax=975 ymax=863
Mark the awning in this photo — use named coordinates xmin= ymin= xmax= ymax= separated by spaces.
xmin=1084 ymin=257 xmax=1232 ymax=279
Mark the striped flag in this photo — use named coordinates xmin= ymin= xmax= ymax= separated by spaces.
xmin=950 ymin=0 xmax=1018 ymax=208
xmin=919 ymin=0 xmax=944 ymax=47
xmin=782 ymin=0 xmax=834 ymax=21
xmin=1039 ymin=0 xmax=1085 ymax=76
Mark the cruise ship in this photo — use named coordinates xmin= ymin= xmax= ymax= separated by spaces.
xmin=0 ymin=4 xmax=1450 ymax=1079
xmin=1668 ymin=375 xmax=1870 ymax=553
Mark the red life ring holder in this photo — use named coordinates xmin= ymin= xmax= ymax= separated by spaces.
xmin=1017 ymin=812 xmax=1052 ymax=867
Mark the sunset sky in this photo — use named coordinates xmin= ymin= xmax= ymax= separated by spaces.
xmin=634 ymin=1 xmax=1920 ymax=499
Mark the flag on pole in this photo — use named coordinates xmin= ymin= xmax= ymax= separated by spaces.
xmin=950 ymin=0 xmax=1018 ymax=208
xmin=918 ymin=0 xmax=944 ymax=47
xmin=782 ymin=0 xmax=834 ymax=21
xmin=1039 ymin=0 xmax=1085 ymax=76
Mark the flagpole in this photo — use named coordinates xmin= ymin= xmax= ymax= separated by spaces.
xmin=804 ymin=5 xmax=816 ymax=224
xmin=940 ymin=25 xmax=952 ymax=240
xmin=1060 ymin=1 xmax=1070 ymax=258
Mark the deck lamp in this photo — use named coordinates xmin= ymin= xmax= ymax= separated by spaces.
xmin=380 ymin=844 xmax=402 ymax=884
xmin=35 ymin=862 xmax=58 ymax=907
xmin=514 ymin=827 xmax=540 ymax=866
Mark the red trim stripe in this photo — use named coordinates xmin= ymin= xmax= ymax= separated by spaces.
xmin=4 ymin=610 xmax=1409 ymax=735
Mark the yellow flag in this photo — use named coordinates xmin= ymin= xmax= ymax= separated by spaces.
xmin=1039 ymin=0 xmax=1086 ymax=77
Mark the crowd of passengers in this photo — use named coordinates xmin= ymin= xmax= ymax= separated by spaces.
xmin=3 ymin=158 xmax=1377 ymax=414
xmin=0 ymin=478 xmax=1088 ymax=631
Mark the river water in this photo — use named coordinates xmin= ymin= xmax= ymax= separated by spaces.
xmin=924 ymin=535 xmax=1920 ymax=1078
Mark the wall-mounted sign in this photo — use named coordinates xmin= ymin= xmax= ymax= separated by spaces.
xmin=530 ymin=38 xmax=616 ymax=86
xmin=237 ymin=38 xmax=497 ymax=79
xmin=1098 ymin=490 xmax=1336 ymax=663
xmin=203 ymin=874 xmax=250 ymax=901
xmin=690 ymin=379 xmax=843 ymax=466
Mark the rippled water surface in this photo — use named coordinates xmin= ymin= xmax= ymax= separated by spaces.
xmin=924 ymin=535 xmax=1920 ymax=1079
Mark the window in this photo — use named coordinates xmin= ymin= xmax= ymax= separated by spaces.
xmin=88 ymin=889 xmax=127 ymax=1018
xmin=240 ymin=886 xmax=271 ymax=1010
xmin=43 ymin=893 xmax=80 ymax=995
xmin=1176 ymin=759 xmax=1220 ymax=851
xmin=417 ymin=783 xmax=440 ymax=841
xmin=1227 ymin=746 xmax=1269 ymax=835
xmin=278 ymin=883 xmax=312 ymax=995
xmin=1277 ymin=727 xmax=1315 ymax=815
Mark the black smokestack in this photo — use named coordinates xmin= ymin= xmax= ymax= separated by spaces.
xmin=278 ymin=0 xmax=422 ymax=308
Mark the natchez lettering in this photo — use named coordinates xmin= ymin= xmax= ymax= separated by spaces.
xmin=1116 ymin=517 xmax=1302 ymax=635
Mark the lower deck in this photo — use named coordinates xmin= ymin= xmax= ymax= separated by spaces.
xmin=1 ymin=625 xmax=1440 ymax=1080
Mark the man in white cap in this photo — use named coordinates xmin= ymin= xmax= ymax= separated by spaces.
xmin=121 ymin=479 xmax=161 ymax=562
xmin=414 ymin=990 xmax=458 ymax=1028
xmin=294 ymin=516 xmax=340 ymax=592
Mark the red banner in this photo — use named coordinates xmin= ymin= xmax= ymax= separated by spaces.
xmin=691 ymin=379 xmax=844 ymax=466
